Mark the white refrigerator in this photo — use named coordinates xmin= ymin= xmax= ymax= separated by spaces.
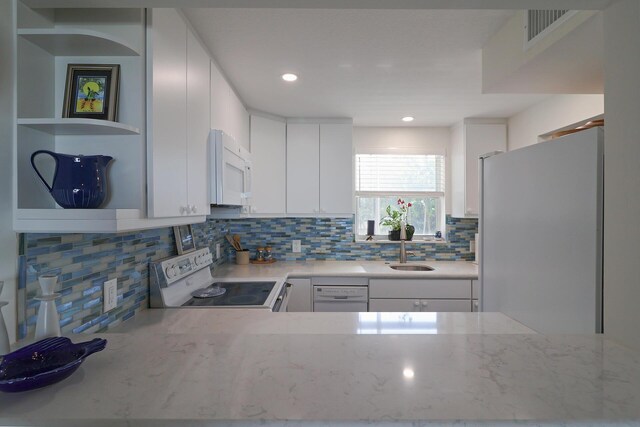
xmin=479 ymin=127 xmax=603 ymax=334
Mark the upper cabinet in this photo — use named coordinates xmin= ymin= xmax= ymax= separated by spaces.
xmin=249 ymin=115 xmax=286 ymax=215
xmin=286 ymin=122 xmax=353 ymax=216
xmin=211 ymin=62 xmax=249 ymax=150
xmin=13 ymin=5 xmax=158 ymax=232
xmin=451 ymin=120 xmax=507 ymax=217
xmin=146 ymin=8 xmax=210 ymax=219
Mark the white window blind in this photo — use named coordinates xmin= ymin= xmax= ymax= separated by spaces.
xmin=355 ymin=154 xmax=445 ymax=193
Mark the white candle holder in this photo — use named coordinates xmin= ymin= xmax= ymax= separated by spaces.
xmin=34 ymin=274 xmax=62 ymax=340
xmin=0 ymin=281 xmax=10 ymax=354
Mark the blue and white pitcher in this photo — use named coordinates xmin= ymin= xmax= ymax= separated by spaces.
xmin=30 ymin=150 xmax=113 ymax=209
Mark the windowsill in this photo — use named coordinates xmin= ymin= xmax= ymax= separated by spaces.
xmin=354 ymin=238 xmax=449 ymax=245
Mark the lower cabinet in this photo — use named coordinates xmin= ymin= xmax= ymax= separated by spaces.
xmin=370 ymin=298 xmax=471 ymax=312
xmin=369 ymin=279 xmax=473 ymax=313
xmin=286 ymin=278 xmax=312 ymax=312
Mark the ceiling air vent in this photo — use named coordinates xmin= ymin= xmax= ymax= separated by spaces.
xmin=524 ymin=10 xmax=576 ymax=50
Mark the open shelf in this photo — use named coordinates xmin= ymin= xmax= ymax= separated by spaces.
xmin=17 ymin=118 xmax=140 ymax=136
xmin=18 ymin=28 xmax=140 ymax=56
xmin=14 ymin=209 xmax=207 ymax=233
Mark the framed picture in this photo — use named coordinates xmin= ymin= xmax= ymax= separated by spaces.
xmin=63 ymin=64 xmax=120 ymax=121
xmin=173 ymin=225 xmax=196 ymax=255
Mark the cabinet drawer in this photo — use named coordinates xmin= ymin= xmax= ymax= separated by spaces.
xmin=369 ymin=279 xmax=471 ymax=299
xmin=369 ymin=298 xmax=420 ymax=312
xmin=369 ymin=298 xmax=471 ymax=312
xmin=472 ymin=279 xmax=479 ymax=299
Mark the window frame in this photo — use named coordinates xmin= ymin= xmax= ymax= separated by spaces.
xmin=354 ymin=152 xmax=447 ymax=242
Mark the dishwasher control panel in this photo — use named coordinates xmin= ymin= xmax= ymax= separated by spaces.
xmin=313 ymin=285 xmax=369 ymax=312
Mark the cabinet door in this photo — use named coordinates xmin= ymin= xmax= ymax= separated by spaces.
xmin=229 ymin=89 xmax=249 ymax=149
xmin=420 ymin=299 xmax=472 ymax=312
xmin=210 ymin=62 xmax=229 ymax=134
xmin=369 ymin=298 xmax=421 ymax=312
xmin=250 ymin=116 xmax=286 ymax=214
xmin=319 ymin=123 xmax=353 ymax=214
xmin=186 ymin=29 xmax=210 ymax=216
xmin=287 ymin=278 xmax=312 ymax=312
xmin=287 ymin=123 xmax=319 ymax=214
xmin=464 ymin=124 xmax=506 ymax=216
xmin=147 ymin=9 xmax=188 ymax=218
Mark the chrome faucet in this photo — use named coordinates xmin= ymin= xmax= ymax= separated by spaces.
xmin=399 ymin=220 xmax=407 ymax=263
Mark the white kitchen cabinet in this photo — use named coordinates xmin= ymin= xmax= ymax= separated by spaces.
xmin=320 ymin=124 xmax=353 ymax=214
xmin=147 ymin=9 xmax=210 ymax=218
xmin=370 ymin=298 xmax=472 ymax=312
xmin=451 ymin=121 xmax=507 ymax=217
xmin=210 ymin=61 xmax=249 ymax=150
xmin=186 ymin=29 xmax=211 ymax=217
xmin=369 ymin=278 xmax=473 ymax=313
xmin=286 ymin=122 xmax=353 ymax=216
xmin=287 ymin=123 xmax=320 ymax=214
xmin=250 ymin=115 xmax=286 ymax=215
xmin=286 ymin=278 xmax=312 ymax=312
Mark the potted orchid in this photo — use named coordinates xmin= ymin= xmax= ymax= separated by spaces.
xmin=380 ymin=199 xmax=415 ymax=241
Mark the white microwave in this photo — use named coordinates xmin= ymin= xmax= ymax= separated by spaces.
xmin=209 ymin=130 xmax=251 ymax=206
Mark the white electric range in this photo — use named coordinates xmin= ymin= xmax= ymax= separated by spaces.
xmin=149 ymin=248 xmax=291 ymax=312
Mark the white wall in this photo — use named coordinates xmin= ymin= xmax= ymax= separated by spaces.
xmin=508 ymin=94 xmax=604 ymax=150
xmin=0 ymin=0 xmax=18 ymax=343
xmin=353 ymin=126 xmax=451 ymax=214
xmin=602 ymin=0 xmax=640 ymax=352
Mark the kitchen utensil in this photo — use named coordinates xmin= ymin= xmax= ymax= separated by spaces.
xmin=30 ymin=150 xmax=114 ymax=209
xmin=233 ymin=235 xmax=243 ymax=251
xmin=0 ymin=336 xmax=107 ymax=393
xmin=225 ymin=234 xmax=240 ymax=251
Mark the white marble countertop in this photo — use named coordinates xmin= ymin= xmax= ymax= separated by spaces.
xmin=114 ymin=309 xmax=535 ymax=335
xmin=212 ymin=260 xmax=478 ymax=282
xmin=2 ymin=310 xmax=640 ymax=426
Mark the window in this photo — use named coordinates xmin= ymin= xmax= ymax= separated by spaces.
xmin=355 ymin=154 xmax=445 ymax=240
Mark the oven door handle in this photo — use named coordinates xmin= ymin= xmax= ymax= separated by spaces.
xmin=273 ymin=282 xmax=292 ymax=312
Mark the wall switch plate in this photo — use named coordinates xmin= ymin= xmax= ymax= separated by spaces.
xmin=292 ymin=240 xmax=302 ymax=253
xmin=215 ymin=243 xmax=221 ymax=259
xmin=103 ymin=279 xmax=117 ymax=312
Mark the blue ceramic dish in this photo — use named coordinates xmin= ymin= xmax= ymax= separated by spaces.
xmin=0 ymin=337 xmax=107 ymax=393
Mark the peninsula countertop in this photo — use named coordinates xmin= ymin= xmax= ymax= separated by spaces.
xmin=2 ymin=310 xmax=640 ymax=426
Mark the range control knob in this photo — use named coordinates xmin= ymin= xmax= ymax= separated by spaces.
xmin=165 ymin=265 xmax=177 ymax=279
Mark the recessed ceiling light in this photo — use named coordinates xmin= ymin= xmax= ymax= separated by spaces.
xmin=282 ymin=73 xmax=298 ymax=82
xmin=402 ymin=116 xmax=414 ymax=122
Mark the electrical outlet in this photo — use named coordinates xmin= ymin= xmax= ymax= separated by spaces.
xmin=215 ymin=243 xmax=221 ymax=259
xmin=103 ymin=279 xmax=117 ymax=312
xmin=292 ymin=240 xmax=302 ymax=253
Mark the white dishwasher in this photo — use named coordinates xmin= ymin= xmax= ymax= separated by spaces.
xmin=313 ymin=286 xmax=368 ymax=312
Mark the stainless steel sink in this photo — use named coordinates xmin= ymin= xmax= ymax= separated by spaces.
xmin=389 ymin=265 xmax=434 ymax=271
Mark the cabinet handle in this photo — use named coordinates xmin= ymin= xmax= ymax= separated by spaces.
xmin=180 ymin=206 xmax=187 ymax=215
xmin=422 ymin=301 xmax=428 ymax=307
xmin=413 ymin=301 xmax=420 ymax=307
xmin=191 ymin=205 xmax=197 ymax=214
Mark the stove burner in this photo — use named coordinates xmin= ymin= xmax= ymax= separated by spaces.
xmin=191 ymin=286 xmax=226 ymax=298
xmin=180 ymin=281 xmax=277 ymax=307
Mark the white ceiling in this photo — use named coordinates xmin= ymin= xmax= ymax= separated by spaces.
xmin=184 ymin=8 xmax=550 ymax=126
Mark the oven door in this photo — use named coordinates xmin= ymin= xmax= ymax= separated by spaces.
xmin=272 ymin=282 xmax=292 ymax=312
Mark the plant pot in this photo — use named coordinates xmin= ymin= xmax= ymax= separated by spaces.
xmin=388 ymin=225 xmax=415 ymax=241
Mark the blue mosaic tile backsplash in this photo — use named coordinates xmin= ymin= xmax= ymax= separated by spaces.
xmin=18 ymin=225 xmax=228 ymax=340
xmin=18 ymin=215 xmax=476 ymax=340
xmin=208 ymin=215 xmax=477 ymax=262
